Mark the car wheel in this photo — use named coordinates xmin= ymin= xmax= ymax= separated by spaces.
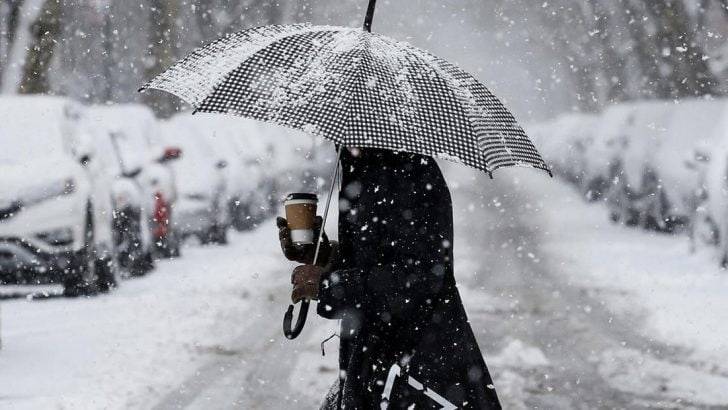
xmin=96 ymin=255 xmax=120 ymax=293
xmin=216 ymin=225 xmax=228 ymax=245
xmin=114 ymin=207 xmax=154 ymax=276
xmin=63 ymin=204 xmax=99 ymax=297
xmin=155 ymin=233 xmax=181 ymax=259
xmin=207 ymin=224 xmax=228 ymax=245
xmin=229 ymin=198 xmax=246 ymax=231
xmin=168 ymin=235 xmax=181 ymax=257
xmin=130 ymin=251 xmax=154 ymax=276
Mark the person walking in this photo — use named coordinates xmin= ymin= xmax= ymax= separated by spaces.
xmin=278 ymin=147 xmax=501 ymax=409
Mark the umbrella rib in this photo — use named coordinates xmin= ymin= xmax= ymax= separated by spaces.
xmin=196 ymin=27 xmax=350 ymax=113
xmin=411 ymin=49 xmax=548 ymax=176
xmin=338 ymin=37 xmax=371 ymax=144
xmin=142 ymin=24 xmax=309 ymax=105
xmin=402 ymin=45 xmax=484 ymax=170
xmin=160 ymin=25 xmax=349 ymax=110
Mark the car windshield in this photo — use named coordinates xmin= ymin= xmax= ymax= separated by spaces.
xmin=169 ymin=132 xmax=217 ymax=194
xmin=108 ymin=131 xmax=146 ymax=173
xmin=0 ymin=123 xmax=67 ymax=164
xmin=0 ymin=100 xmax=69 ymax=163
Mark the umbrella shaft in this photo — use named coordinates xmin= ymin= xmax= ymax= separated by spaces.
xmin=363 ymin=0 xmax=377 ymax=32
xmin=313 ymin=146 xmax=343 ymax=265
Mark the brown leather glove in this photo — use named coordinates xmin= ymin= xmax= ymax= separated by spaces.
xmin=276 ymin=216 xmax=332 ymax=266
xmin=291 ymin=264 xmax=323 ymax=303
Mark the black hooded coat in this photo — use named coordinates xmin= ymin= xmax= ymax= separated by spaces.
xmin=317 ymin=148 xmax=501 ymax=410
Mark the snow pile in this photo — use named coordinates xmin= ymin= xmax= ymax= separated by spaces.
xmin=528 ymin=98 xmax=728 ymax=264
xmin=489 ymin=339 xmax=549 ymax=370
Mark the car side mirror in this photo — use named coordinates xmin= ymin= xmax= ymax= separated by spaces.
xmin=216 ymin=160 xmax=228 ymax=169
xmin=695 ymin=151 xmax=710 ymax=163
xmin=160 ymin=147 xmax=182 ymax=163
xmin=79 ymin=154 xmax=91 ymax=166
xmin=74 ymin=133 xmax=95 ymax=167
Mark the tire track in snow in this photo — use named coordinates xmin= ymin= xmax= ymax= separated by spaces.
xmin=150 ymin=284 xmax=328 ymax=410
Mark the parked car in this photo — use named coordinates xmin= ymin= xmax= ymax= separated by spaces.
xmin=185 ymin=114 xmax=273 ymax=231
xmin=0 ymin=96 xmax=118 ymax=295
xmin=162 ymin=117 xmax=230 ymax=244
xmin=604 ymin=101 xmax=725 ymax=233
xmin=85 ymin=105 xmax=182 ymax=265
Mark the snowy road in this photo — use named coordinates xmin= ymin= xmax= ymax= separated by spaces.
xmin=148 ymin=283 xmax=335 ymax=410
xmin=454 ymin=172 xmax=728 ymax=409
xmin=2 ymin=170 xmax=728 ymax=409
xmin=147 ymin=169 xmax=728 ymax=409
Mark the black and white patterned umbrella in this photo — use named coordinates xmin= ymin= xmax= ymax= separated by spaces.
xmin=140 ymin=24 xmax=550 ymax=178
xmin=141 ymin=3 xmax=551 ymax=340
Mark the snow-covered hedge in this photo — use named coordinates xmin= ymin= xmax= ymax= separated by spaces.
xmin=528 ymin=98 xmax=728 ymax=265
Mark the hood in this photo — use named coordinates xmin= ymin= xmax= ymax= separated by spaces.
xmin=0 ymin=157 xmax=80 ymax=205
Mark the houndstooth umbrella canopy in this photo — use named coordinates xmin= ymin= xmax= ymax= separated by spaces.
xmin=141 ymin=23 xmax=551 ymax=178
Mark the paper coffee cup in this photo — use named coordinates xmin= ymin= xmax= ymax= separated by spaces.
xmin=284 ymin=193 xmax=318 ymax=245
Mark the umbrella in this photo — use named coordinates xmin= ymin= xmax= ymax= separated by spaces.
xmin=140 ymin=0 xmax=551 ymax=339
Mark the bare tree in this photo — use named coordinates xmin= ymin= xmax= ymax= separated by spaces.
xmin=590 ymin=0 xmax=628 ymax=103
xmin=517 ymin=0 xmax=722 ymax=108
xmin=0 ymin=0 xmax=24 ymax=89
xmin=645 ymin=0 xmax=717 ymax=97
xmin=143 ymin=0 xmax=180 ymax=117
xmin=18 ymin=0 xmax=61 ymax=94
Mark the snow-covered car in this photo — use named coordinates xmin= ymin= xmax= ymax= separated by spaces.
xmin=181 ymin=115 xmax=276 ymax=231
xmin=0 ymin=96 xmax=118 ymax=295
xmin=223 ymin=120 xmax=331 ymax=230
xmin=528 ymin=112 xmax=599 ymax=196
xmin=84 ymin=105 xmax=182 ymax=264
xmin=161 ymin=118 xmax=230 ymax=244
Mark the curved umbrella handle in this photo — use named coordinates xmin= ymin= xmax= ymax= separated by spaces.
xmin=283 ymin=300 xmax=310 ymax=339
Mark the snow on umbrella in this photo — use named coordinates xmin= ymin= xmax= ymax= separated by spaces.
xmin=140 ymin=0 xmax=551 ymax=339
xmin=139 ymin=31 xmax=550 ymax=180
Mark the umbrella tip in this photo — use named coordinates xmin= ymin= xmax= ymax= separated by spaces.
xmin=137 ymin=87 xmax=146 ymax=93
xmin=488 ymin=171 xmax=494 ymax=180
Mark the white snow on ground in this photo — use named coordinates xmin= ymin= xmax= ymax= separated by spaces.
xmin=287 ymin=321 xmax=339 ymax=403
xmin=2 ymin=167 xmax=727 ymax=408
xmin=488 ymin=339 xmax=549 ymax=369
xmin=515 ymin=171 xmax=728 ymax=392
xmin=0 ymin=227 xmax=283 ymax=409
xmin=600 ymin=347 xmax=728 ymax=406
xmin=484 ymin=340 xmax=550 ymax=410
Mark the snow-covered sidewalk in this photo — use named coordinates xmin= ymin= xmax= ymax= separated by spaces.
xmin=0 ymin=227 xmax=286 ymax=409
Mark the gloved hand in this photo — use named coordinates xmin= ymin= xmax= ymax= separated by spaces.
xmin=276 ymin=216 xmax=331 ymax=266
xmin=291 ymin=264 xmax=323 ymax=303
